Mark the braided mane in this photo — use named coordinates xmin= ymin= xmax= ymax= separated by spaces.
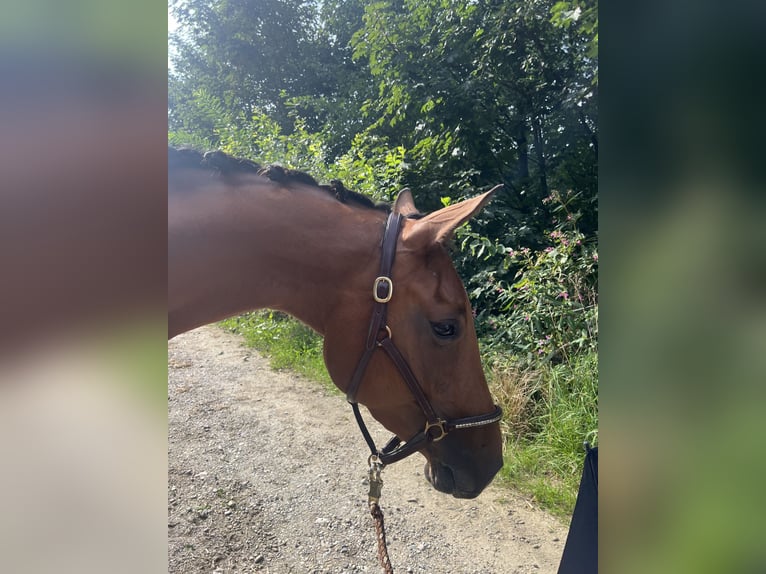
xmin=168 ymin=147 xmax=389 ymax=212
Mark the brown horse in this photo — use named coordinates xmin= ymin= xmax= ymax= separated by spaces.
xmin=168 ymin=148 xmax=503 ymax=498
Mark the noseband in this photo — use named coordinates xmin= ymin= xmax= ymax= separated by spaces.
xmin=346 ymin=211 xmax=502 ymax=466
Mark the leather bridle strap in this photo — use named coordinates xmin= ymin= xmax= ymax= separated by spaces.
xmin=346 ymin=211 xmax=502 ymax=467
xmin=345 ymin=212 xmax=403 ymax=405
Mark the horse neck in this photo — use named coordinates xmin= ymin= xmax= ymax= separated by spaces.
xmin=168 ymin=178 xmax=386 ymax=338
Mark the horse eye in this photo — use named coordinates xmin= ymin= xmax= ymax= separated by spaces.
xmin=431 ymin=321 xmax=457 ymax=339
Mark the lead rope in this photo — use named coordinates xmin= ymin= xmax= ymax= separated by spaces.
xmin=368 ymin=456 xmax=394 ymax=573
xmin=370 ymin=502 xmax=393 ymax=574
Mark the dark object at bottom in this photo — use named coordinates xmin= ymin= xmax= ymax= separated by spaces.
xmin=558 ymin=445 xmax=598 ymax=574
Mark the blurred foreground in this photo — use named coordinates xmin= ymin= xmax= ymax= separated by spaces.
xmin=601 ymin=1 xmax=766 ymax=572
xmin=0 ymin=2 xmax=167 ymax=572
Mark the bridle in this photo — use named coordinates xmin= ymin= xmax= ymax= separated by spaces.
xmin=346 ymin=211 xmax=503 ymax=467
xmin=347 ymin=210 xmax=503 ymax=574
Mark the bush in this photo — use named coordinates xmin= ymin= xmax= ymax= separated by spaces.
xmin=463 ymin=189 xmax=598 ymax=365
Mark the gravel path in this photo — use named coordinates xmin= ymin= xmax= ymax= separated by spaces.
xmin=168 ymin=326 xmax=567 ymax=573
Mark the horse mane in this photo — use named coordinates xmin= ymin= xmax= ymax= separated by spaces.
xmin=168 ymin=147 xmax=262 ymax=175
xmin=168 ymin=146 xmax=390 ymax=212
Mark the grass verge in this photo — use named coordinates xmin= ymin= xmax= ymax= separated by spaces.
xmin=488 ymin=352 xmax=598 ymax=517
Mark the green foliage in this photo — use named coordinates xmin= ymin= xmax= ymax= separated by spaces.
xmin=330 ymin=133 xmax=407 ymax=200
xmin=347 ymin=0 xmax=597 ymax=217
xmin=551 ymin=0 xmax=598 ymax=69
xmin=500 ymin=231 xmax=597 ymax=362
xmin=167 ymin=130 xmax=213 ymax=150
xmin=218 ymin=113 xmax=330 ymax=178
xmin=462 ymin=189 xmax=598 ymax=365
xmin=169 ymin=0 xmax=376 ymax=154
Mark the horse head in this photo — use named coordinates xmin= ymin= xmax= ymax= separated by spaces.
xmin=323 ymin=187 xmax=504 ymax=499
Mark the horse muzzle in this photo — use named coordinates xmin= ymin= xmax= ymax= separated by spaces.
xmin=422 ymin=428 xmax=503 ymax=499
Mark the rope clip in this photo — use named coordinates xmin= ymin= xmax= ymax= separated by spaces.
xmin=367 ymin=454 xmax=385 ymax=504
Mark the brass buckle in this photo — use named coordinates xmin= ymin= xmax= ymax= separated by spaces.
xmin=376 ymin=325 xmax=393 ymax=347
xmin=424 ymin=419 xmax=448 ymax=442
xmin=373 ymin=276 xmax=393 ymax=303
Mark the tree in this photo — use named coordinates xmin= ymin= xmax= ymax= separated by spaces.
xmin=347 ymin=0 xmax=596 ymax=241
xmin=169 ymin=0 xmax=376 ymax=156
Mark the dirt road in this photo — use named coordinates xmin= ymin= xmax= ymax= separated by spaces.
xmin=168 ymin=326 xmax=567 ymax=573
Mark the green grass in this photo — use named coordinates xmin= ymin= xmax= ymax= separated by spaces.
xmin=489 ymin=352 xmax=598 ymax=517
xmin=220 ymin=311 xmax=338 ymax=394
xmin=221 ymin=310 xmax=597 ymax=518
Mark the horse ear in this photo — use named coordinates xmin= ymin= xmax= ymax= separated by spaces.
xmin=393 ymin=188 xmax=419 ymax=216
xmin=402 ymin=185 xmax=502 ymax=248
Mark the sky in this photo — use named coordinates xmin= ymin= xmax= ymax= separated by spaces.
xmin=168 ymin=6 xmax=178 ymax=68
